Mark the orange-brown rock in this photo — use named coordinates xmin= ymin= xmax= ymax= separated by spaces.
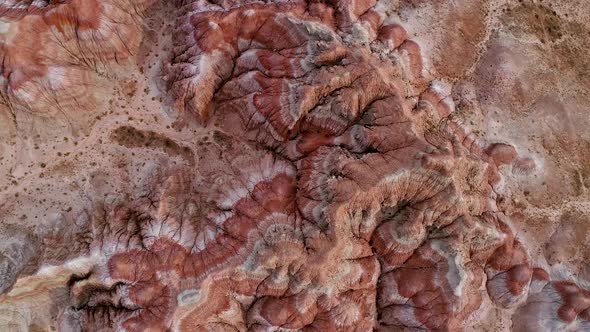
xmin=0 ymin=0 xmax=149 ymax=117
xmin=1 ymin=0 xmax=589 ymax=331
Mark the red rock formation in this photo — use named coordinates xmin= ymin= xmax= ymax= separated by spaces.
xmin=55 ymin=0 xmax=549 ymax=330
xmin=514 ymin=275 xmax=590 ymax=331
xmin=0 ymin=0 xmax=148 ymax=114
xmin=484 ymin=217 xmax=532 ymax=308
xmin=52 ymin=1 xmax=540 ymax=330
xmin=1 ymin=1 xmax=589 ymax=332
xmin=485 ymin=143 xmax=518 ymax=166
xmin=164 ymin=0 xmax=426 ymax=136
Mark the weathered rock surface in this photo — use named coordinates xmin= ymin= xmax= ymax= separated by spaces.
xmin=0 ymin=0 xmax=589 ymax=331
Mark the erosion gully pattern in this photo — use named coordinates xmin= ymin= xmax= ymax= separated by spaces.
xmin=0 ymin=0 xmax=589 ymax=331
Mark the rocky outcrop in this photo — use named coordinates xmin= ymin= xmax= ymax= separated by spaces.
xmin=0 ymin=0 xmax=149 ymax=119
xmin=0 ymin=0 xmax=589 ymax=331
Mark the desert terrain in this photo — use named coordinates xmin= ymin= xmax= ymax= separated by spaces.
xmin=0 ymin=0 xmax=589 ymax=331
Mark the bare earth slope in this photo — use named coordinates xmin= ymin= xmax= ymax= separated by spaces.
xmin=0 ymin=0 xmax=589 ymax=331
